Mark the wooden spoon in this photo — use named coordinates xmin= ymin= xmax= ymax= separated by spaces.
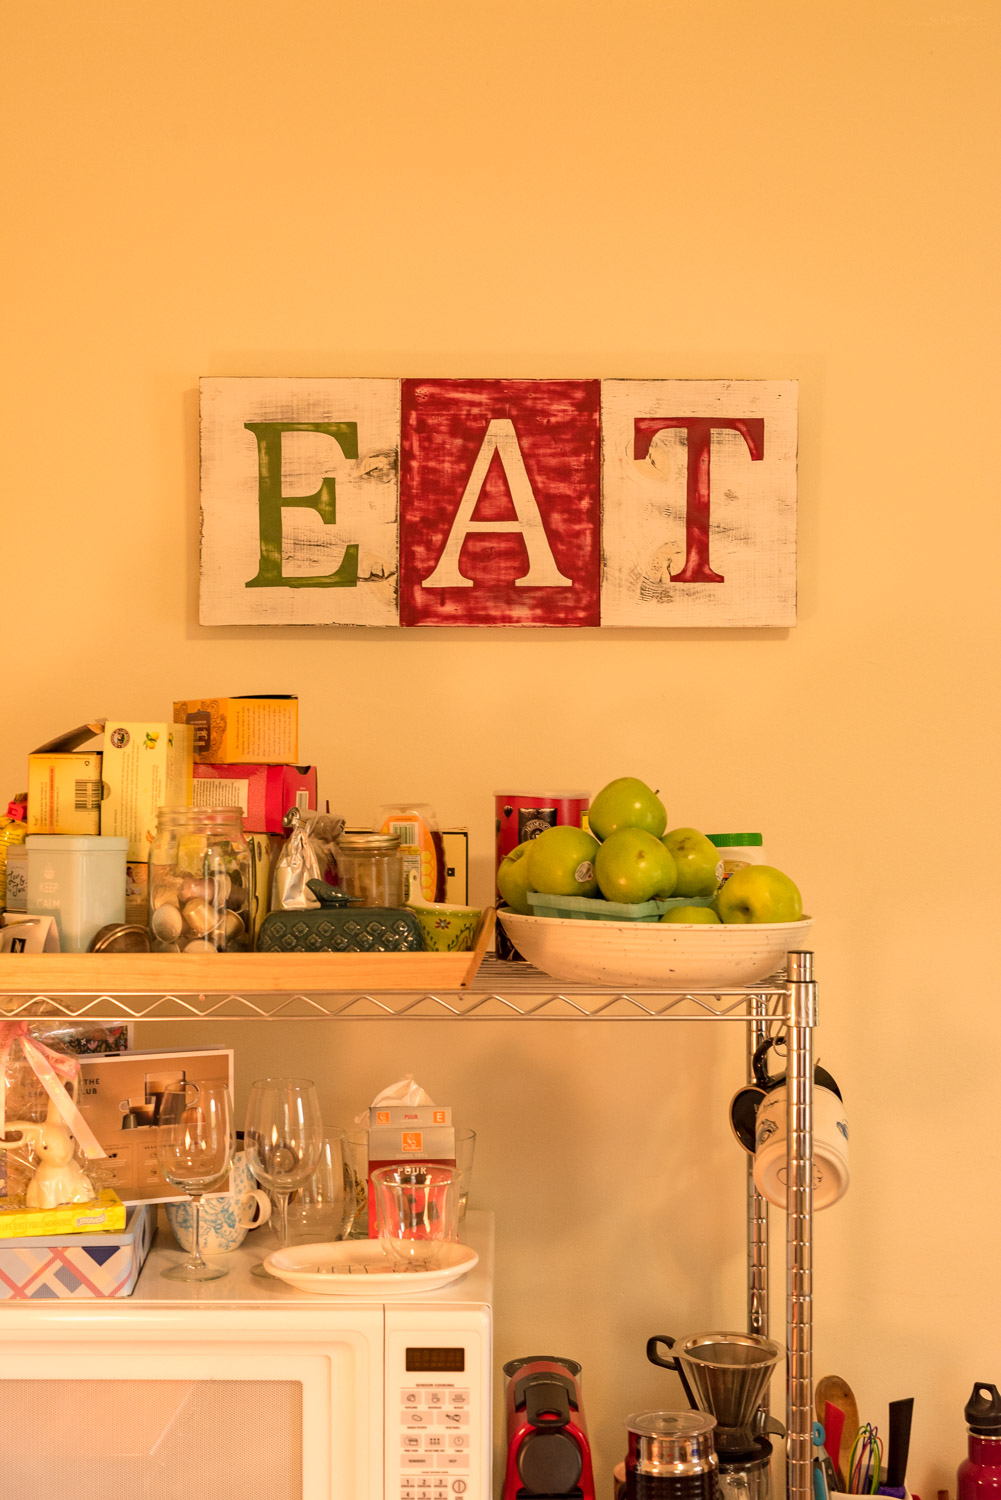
xmin=816 ymin=1375 xmax=860 ymax=1489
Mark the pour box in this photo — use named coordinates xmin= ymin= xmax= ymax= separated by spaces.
xmin=0 ymin=1203 xmax=153 ymax=1299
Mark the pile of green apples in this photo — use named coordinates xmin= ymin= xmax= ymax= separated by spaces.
xmin=496 ymin=776 xmax=803 ymax=924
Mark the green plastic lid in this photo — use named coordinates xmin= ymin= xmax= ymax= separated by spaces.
xmin=707 ymin=832 xmax=763 ymax=848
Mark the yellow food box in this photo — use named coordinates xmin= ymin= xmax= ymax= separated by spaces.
xmin=27 ymin=722 xmax=105 ymax=836
xmin=0 ymin=1188 xmax=126 ymax=1240
xmin=100 ymin=721 xmax=193 ymax=861
xmin=173 ymin=695 xmax=298 ymax=764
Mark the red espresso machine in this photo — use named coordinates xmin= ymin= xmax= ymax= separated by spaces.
xmin=502 ymin=1357 xmax=596 ymax=1500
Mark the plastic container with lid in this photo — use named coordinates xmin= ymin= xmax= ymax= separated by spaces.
xmin=378 ymin=803 xmax=444 ymax=903
xmin=707 ymin=833 xmax=765 ymax=879
xmin=148 ymin=806 xmax=252 ymax=953
xmin=26 ymin=835 xmax=128 ymax=952
xmin=336 ymin=831 xmax=405 ymax=908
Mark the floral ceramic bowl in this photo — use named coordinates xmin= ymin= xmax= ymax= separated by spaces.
xmin=405 ymin=872 xmax=482 ymax=952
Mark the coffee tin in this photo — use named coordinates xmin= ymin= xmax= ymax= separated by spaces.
xmin=494 ymin=790 xmax=589 ymax=961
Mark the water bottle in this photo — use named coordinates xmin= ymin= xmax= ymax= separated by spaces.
xmin=959 ymin=1384 xmax=1001 ymax=1500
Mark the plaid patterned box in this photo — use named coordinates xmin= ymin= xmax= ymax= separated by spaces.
xmin=0 ymin=1203 xmax=153 ymax=1300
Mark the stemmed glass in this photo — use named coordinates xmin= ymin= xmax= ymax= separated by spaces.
xmin=244 ymin=1077 xmax=323 ymax=1276
xmin=156 ymin=1081 xmax=235 ymax=1282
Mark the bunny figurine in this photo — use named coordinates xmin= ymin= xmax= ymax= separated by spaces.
xmin=0 ymin=1098 xmax=96 ymax=1209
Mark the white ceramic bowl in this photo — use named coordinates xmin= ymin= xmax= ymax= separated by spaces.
xmin=496 ymin=910 xmax=813 ymax=989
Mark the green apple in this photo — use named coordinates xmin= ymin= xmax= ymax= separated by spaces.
xmin=715 ymin=865 xmax=803 ymax=924
xmin=661 ymin=827 xmax=723 ymax=897
xmin=594 ymin=827 xmax=677 ymax=903
xmin=659 ymin=905 xmax=722 ymax=924
xmin=496 ymin=840 xmax=535 ymax=915
xmin=589 ymin=777 xmax=667 ymax=841
xmin=525 ymin=825 xmax=600 ymax=898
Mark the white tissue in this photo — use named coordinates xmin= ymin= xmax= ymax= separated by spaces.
xmin=353 ymin=1074 xmax=436 ymax=1127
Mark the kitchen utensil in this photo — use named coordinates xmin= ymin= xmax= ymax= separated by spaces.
xmin=262 ymin=1236 xmax=478 ymax=1295
xmin=848 ymin=1424 xmax=883 ymax=1495
xmin=816 ymin=1377 xmax=861 ymax=1479
xmin=502 ymin=1357 xmax=595 ymax=1500
xmin=880 ymin=1398 xmax=913 ymax=1494
xmin=646 ymin=1331 xmax=782 ymax=1458
xmin=824 ymin=1401 xmax=846 ymax=1489
xmin=814 ymin=1423 xmax=830 ymax=1500
xmin=496 ymin=909 xmax=812 ymax=989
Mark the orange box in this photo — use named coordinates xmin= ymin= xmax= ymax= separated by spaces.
xmin=173 ymin=696 xmax=298 ymax=764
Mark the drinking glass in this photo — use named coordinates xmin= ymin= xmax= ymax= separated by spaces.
xmin=244 ymin=1078 xmax=323 ymax=1274
xmin=285 ymin=1129 xmax=347 ymax=1244
xmin=156 ymin=1081 xmax=235 ymax=1282
xmin=371 ymin=1163 xmax=460 ymax=1272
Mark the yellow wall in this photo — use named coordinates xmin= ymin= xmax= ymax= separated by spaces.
xmin=4 ymin=1 xmax=1000 ymax=1490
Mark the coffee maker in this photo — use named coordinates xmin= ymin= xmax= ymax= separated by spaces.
xmin=646 ymin=1332 xmax=783 ymax=1500
xmin=502 ymin=1357 xmax=595 ymax=1500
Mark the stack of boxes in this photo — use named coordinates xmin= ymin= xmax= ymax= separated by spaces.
xmin=173 ymin=696 xmax=316 ymax=942
xmin=17 ymin=696 xmax=314 ymax=948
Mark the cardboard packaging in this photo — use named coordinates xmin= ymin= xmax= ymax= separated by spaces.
xmin=0 ymin=1188 xmax=126 ymax=1240
xmin=192 ymin=763 xmax=316 ymax=833
xmin=247 ymin=832 xmax=284 ymax=942
xmin=442 ymin=829 xmax=469 ymax=904
xmin=27 ymin=722 xmax=105 ymax=836
xmin=173 ymin=695 xmax=299 ymax=765
xmin=75 ymin=1048 xmax=233 ymax=1204
xmin=366 ymin=1105 xmax=455 ymax=1234
xmin=0 ymin=1202 xmax=152 ymax=1298
xmin=100 ymin=722 xmax=193 ymax=861
xmin=125 ymin=861 xmax=148 ymax=927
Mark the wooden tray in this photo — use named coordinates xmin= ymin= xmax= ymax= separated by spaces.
xmin=0 ymin=909 xmax=495 ymax=997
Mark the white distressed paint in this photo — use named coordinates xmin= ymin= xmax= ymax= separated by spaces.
xmin=600 ymin=379 xmax=798 ymax=627
xmin=199 ymin=377 xmax=400 ymax=626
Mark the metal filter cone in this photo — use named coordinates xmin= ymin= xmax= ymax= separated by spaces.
xmin=675 ymin=1333 xmax=781 ymax=1450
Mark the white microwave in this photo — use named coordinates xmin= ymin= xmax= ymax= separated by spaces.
xmin=0 ymin=1211 xmax=493 ymax=1500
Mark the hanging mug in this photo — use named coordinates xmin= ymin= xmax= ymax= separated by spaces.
xmin=729 ymin=1037 xmax=849 ymax=1211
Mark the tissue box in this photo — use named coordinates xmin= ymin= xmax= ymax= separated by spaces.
xmin=366 ymin=1110 xmax=456 ymax=1234
xmin=100 ymin=721 xmax=194 ymax=860
xmin=192 ymin=763 xmax=316 ymax=833
xmin=174 ymin=696 xmax=299 ymax=764
xmin=0 ymin=1202 xmax=153 ymax=1298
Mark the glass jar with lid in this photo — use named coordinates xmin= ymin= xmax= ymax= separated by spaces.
xmin=335 ymin=831 xmax=404 ymax=908
xmin=148 ymin=806 xmax=252 ymax=953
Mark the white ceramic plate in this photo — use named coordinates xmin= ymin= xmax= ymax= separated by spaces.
xmin=263 ymin=1239 xmax=479 ymax=1296
xmin=497 ymin=910 xmax=813 ymax=989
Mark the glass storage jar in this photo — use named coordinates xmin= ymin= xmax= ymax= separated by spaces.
xmin=335 ymin=831 xmax=404 ymax=908
xmin=148 ymin=807 xmax=252 ymax=953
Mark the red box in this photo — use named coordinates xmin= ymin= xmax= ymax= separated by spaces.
xmin=192 ymin=764 xmax=317 ymax=833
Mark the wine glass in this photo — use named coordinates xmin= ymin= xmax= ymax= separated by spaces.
xmin=244 ymin=1077 xmax=323 ymax=1275
xmin=156 ymin=1081 xmax=235 ymax=1282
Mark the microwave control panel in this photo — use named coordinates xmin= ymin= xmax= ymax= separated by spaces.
xmin=386 ymin=1313 xmax=491 ymax=1500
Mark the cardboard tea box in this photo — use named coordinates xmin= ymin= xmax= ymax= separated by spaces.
xmin=100 ymin=722 xmax=193 ymax=860
xmin=173 ymin=695 xmax=298 ymax=764
xmin=192 ymin=763 xmax=316 ymax=833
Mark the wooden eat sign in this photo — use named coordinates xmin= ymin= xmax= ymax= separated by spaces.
xmin=199 ymin=377 xmax=797 ymax=628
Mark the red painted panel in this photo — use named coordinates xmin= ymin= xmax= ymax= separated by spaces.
xmin=399 ymin=379 xmax=601 ymax=626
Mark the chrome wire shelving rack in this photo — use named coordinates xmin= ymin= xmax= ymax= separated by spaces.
xmin=0 ymin=947 xmax=818 ymax=1500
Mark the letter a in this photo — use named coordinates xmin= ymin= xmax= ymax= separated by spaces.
xmin=421 ymin=419 xmax=572 ymax=589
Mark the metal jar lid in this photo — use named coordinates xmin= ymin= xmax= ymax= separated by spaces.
xmin=336 ymin=832 xmax=401 ymax=852
xmin=625 ymin=1412 xmax=718 ymax=1476
xmin=88 ymin=924 xmax=152 ymax=953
